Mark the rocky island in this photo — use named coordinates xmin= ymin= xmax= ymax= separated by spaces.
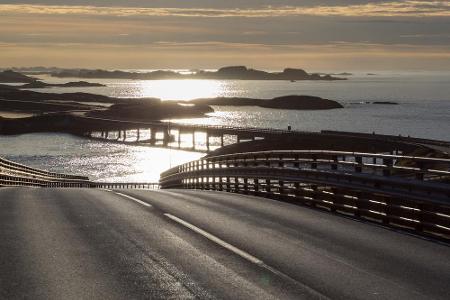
xmin=0 ymin=81 xmax=345 ymax=136
xmin=52 ymin=66 xmax=347 ymax=81
xmin=0 ymin=70 xmax=37 ymax=83
xmin=190 ymin=95 xmax=343 ymax=110
xmin=20 ymin=81 xmax=106 ymax=89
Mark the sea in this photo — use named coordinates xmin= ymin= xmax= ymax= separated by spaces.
xmin=1 ymin=71 xmax=449 ymax=182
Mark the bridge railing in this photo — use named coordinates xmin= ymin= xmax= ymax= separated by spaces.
xmin=0 ymin=157 xmax=91 ymax=188
xmin=92 ymin=182 xmax=159 ymax=190
xmin=160 ymin=150 xmax=450 ymax=240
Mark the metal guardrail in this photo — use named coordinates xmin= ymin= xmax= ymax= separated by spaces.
xmin=93 ymin=182 xmax=159 ymax=189
xmin=0 ymin=157 xmax=90 ymax=188
xmin=159 ymin=150 xmax=450 ymax=240
xmin=1 ymin=157 xmax=159 ymax=189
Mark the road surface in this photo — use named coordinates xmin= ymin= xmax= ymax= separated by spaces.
xmin=0 ymin=187 xmax=449 ymax=299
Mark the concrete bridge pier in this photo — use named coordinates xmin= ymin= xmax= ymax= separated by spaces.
xmin=149 ymin=128 xmax=158 ymax=145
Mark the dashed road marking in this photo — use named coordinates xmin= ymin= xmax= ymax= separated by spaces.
xmin=115 ymin=192 xmax=152 ymax=207
xmin=164 ymin=213 xmax=328 ymax=299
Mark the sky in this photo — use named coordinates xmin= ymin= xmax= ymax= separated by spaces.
xmin=0 ymin=0 xmax=449 ymax=71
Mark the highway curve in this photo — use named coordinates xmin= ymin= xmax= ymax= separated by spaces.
xmin=0 ymin=187 xmax=449 ymax=299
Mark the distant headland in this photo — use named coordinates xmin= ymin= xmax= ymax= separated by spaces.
xmin=0 ymin=70 xmax=37 ymax=83
xmin=50 ymin=66 xmax=347 ymax=81
xmin=20 ymin=81 xmax=106 ymax=89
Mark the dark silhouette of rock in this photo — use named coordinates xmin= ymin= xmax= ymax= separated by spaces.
xmin=372 ymin=101 xmax=399 ymax=105
xmin=190 ymin=95 xmax=343 ymax=110
xmin=52 ymin=66 xmax=347 ymax=81
xmin=0 ymin=84 xmax=127 ymax=104
xmin=0 ymin=70 xmax=37 ymax=83
xmin=87 ymin=101 xmax=213 ymax=121
xmin=20 ymin=81 xmax=106 ymax=89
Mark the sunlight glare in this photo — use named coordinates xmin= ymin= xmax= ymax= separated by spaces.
xmin=138 ymin=80 xmax=225 ymax=101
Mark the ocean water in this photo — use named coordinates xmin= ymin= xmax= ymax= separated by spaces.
xmin=1 ymin=71 xmax=449 ymax=182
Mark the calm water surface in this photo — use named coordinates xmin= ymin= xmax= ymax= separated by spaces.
xmin=1 ymin=72 xmax=449 ymax=181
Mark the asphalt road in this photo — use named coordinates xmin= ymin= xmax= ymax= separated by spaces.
xmin=0 ymin=187 xmax=449 ymax=299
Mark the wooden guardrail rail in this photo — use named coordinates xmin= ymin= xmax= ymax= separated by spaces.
xmin=159 ymin=150 xmax=450 ymax=240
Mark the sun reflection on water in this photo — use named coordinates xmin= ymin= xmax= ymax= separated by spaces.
xmin=138 ymin=80 xmax=226 ymax=100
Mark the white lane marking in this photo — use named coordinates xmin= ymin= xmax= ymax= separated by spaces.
xmin=164 ymin=213 xmax=263 ymax=264
xmin=115 ymin=192 xmax=152 ymax=207
xmin=164 ymin=213 xmax=328 ymax=299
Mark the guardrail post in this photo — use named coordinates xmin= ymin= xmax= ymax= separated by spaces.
xmin=383 ymin=197 xmax=390 ymax=225
xmin=200 ymin=177 xmax=204 ymax=190
xmin=332 ymin=155 xmax=338 ymax=170
xmin=265 ymin=179 xmax=271 ymax=194
xmin=416 ymin=161 xmax=425 ymax=180
xmin=243 ymin=178 xmax=248 ymax=193
xmin=415 ymin=203 xmax=424 ymax=232
xmin=294 ymin=154 xmax=300 ymax=168
xmin=310 ymin=185 xmax=318 ymax=207
xmin=254 ymin=178 xmax=259 ymax=194
xmin=354 ymin=192 xmax=361 ymax=217
xmin=234 ymin=177 xmax=239 ymax=192
xmin=218 ymin=176 xmax=223 ymax=191
xmin=278 ymin=180 xmax=284 ymax=195
xmin=383 ymin=158 xmax=393 ymax=176
xmin=355 ymin=156 xmax=363 ymax=173
xmin=311 ymin=155 xmax=317 ymax=169
xmin=278 ymin=156 xmax=284 ymax=167
xmin=226 ymin=177 xmax=231 ymax=192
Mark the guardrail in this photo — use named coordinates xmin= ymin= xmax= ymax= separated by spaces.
xmin=0 ymin=157 xmax=90 ymax=188
xmin=160 ymin=150 xmax=450 ymax=240
xmin=93 ymin=182 xmax=159 ymax=189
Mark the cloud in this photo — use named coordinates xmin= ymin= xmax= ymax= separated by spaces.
xmin=0 ymin=1 xmax=449 ymax=18
xmin=1 ymin=40 xmax=449 ymax=70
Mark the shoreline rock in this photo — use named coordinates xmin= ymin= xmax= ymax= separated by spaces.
xmin=190 ymin=95 xmax=343 ymax=110
xmin=0 ymin=70 xmax=37 ymax=83
xmin=51 ymin=66 xmax=347 ymax=81
xmin=20 ymin=81 xmax=106 ymax=89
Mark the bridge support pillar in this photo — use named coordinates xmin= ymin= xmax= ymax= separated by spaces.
xmin=206 ymin=133 xmax=210 ymax=152
xmin=221 ymin=135 xmax=224 ymax=147
xmin=137 ymin=128 xmax=140 ymax=141
xmin=150 ymin=128 xmax=156 ymax=145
